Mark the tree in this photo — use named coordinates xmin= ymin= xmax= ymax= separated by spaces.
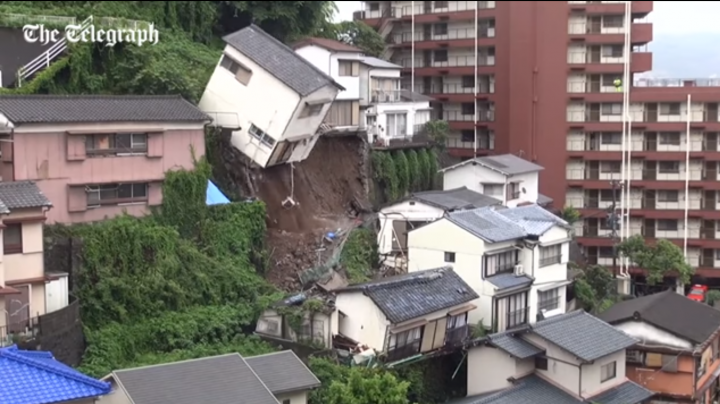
xmin=561 ymin=206 xmax=580 ymax=225
xmin=424 ymin=120 xmax=449 ymax=149
xmin=617 ymin=235 xmax=694 ymax=285
xmin=318 ymin=20 xmax=386 ymax=57
xmin=575 ymin=265 xmax=616 ymax=313
xmin=325 ymin=367 xmax=411 ymax=404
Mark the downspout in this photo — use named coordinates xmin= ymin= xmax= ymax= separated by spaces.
xmin=682 ymin=93 xmax=691 ymax=293
xmin=578 ymin=363 xmax=584 ymax=398
xmin=530 ymin=1 xmax=538 ymax=160
xmin=473 ymin=0 xmax=478 ymax=157
xmin=410 ymin=1 xmax=415 ymax=100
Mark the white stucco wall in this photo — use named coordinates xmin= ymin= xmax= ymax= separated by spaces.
xmin=377 ymin=200 xmax=444 ymax=255
xmin=335 ymin=290 xmax=388 ymax=350
xmin=466 ymin=346 xmax=534 ymax=396
xmin=442 ymin=164 xmax=540 ymax=206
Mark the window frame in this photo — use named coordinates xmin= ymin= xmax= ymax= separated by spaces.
xmin=219 ymin=54 xmax=253 ymax=85
xmin=538 ymin=288 xmax=560 ymax=312
xmin=433 ymin=49 xmax=448 ymax=63
xmin=3 ymin=223 xmax=22 ymax=254
xmin=86 ymin=183 xmax=149 ymax=208
xmin=248 ymin=124 xmax=276 ymax=148
xmin=444 ymin=251 xmax=456 ymax=263
xmin=299 ymin=102 xmax=324 ymax=119
xmin=539 ymin=244 xmax=562 ymax=267
xmin=600 ymin=361 xmax=617 ymax=383
xmin=659 ymin=132 xmax=681 ymax=146
xmin=657 ymin=219 xmax=678 ymax=231
xmin=484 ymin=250 xmax=517 ymax=278
xmin=658 ymin=161 xmax=680 ymax=174
xmin=85 ymin=133 xmax=149 ymax=157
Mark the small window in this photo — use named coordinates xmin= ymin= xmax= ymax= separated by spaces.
xmin=601 ymin=103 xmax=622 ymax=116
xmin=483 ymin=184 xmax=503 ymax=197
xmin=484 ymin=250 xmax=516 ymax=277
xmin=535 ymin=356 xmax=548 ymax=371
xmin=538 ymin=288 xmax=560 ymax=311
xmin=338 ymin=60 xmax=359 ymax=77
xmin=3 ymin=223 xmax=22 ymax=254
xmin=602 ymin=45 xmax=623 ymax=58
xmin=602 ymin=16 xmax=624 ymax=28
xmin=657 ymin=219 xmax=678 ymax=231
xmin=658 ymin=190 xmax=679 ymax=202
xmin=660 ymin=103 xmax=681 ymax=115
xmin=598 ymin=246 xmax=614 ymax=258
xmin=434 ymin=1 xmax=449 ymax=9
xmin=434 ymin=23 xmax=448 ymax=35
xmin=600 ymin=361 xmax=616 ymax=382
xmin=659 ymin=132 xmax=681 ymax=145
xmin=444 ymin=252 xmax=456 ymax=263
xmin=369 ymin=2 xmax=380 ymax=11
xmin=662 ymin=354 xmax=678 ymax=373
xmin=434 ymin=50 xmax=448 ymax=62
xmin=299 ymin=103 xmax=324 ymax=118
xmin=658 ymin=161 xmax=680 ymax=174
xmin=248 ymin=124 xmax=276 ymax=147
xmin=539 ymin=245 xmax=562 ymax=267
xmin=86 ymin=133 xmax=148 ymax=156
xmin=601 ymin=162 xmax=621 ymax=173
xmin=461 ymin=76 xmax=474 ymax=88
xmin=602 ymin=75 xmax=622 ymax=87
xmin=86 ymin=183 xmax=148 ymax=207
xmin=219 ymin=54 xmax=252 ymax=85
xmin=461 ymin=130 xmax=474 ymax=142
xmin=461 ymin=103 xmax=474 ymax=115
xmin=600 ymin=133 xmax=621 ymax=145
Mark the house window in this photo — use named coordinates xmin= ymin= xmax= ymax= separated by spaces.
xmin=658 ymin=190 xmax=679 ymax=202
xmin=600 ymin=133 xmax=621 ymax=145
xmin=298 ymin=319 xmax=325 ymax=343
xmin=434 ymin=23 xmax=448 ymax=35
xmin=219 ymin=54 xmax=253 ymax=85
xmin=626 ymin=349 xmax=644 ymax=364
xmin=535 ymin=356 xmax=548 ymax=370
xmin=461 ymin=75 xmax=474 ymax=88
xmin=461 ymin=103 xmax=474 ymax=115
xmin=602 ymin=16 xmax=624 ymax=28
xmin=444 ymin=252 xmax=456 ymax=263
xmin=389 ymin=327 xmax=422 ymax=350
xmin=483 ymin=184 xmax=503 ymax=198
xmin=660 ymin=103 xmax=681 ymax=115
xmin=369 ymin=2 xmax=380 ymax=11
xmin=3 ymin=223 xmax=22 ymax=254
xmin=599 ymin=246 xmax=614 ymax=258
xmin=86 ymin=133 xmax=148 ymax=156
xmin=538 ymin=288 xmax=560 ymax=312
xmin=601 ymin=103 xmax=622 ymax=116
xmin=461 ymin=130 xmax=474 ymax=142
xmin=602 ymin=45 xmax=623 ymax=58
xmin=434 ymin=1 xmax=449 ymax=9
xmin=602 ymin=75 xmax=622 ymax=87
xmin=659 ymin=132 xmax=681 ymax=145
xmin=338 ymin=60 xmax=359 ymax=77
xmin=86 ymin=183 xmax=149 ymax=207
xmin=662 ymin=354 xmax=678 ymax=373
xmin=658 ymin=161 xmax=680 ymax=174
xmin=539 ymin=244 xmax=562 ymax=267
xmin=657 ymin=219 xmax=678 ymax=231
xmin=387 ymin=113 xmax=408 ymax=137
xmin=601 ymin=162 xmax=621 ymax=173
xmin=299 ymin=102 xmax=324 ymax=118
xmin=497 ymin=291 xmax=528 ymax=330
xmin=506 ymin=182 xmax=520 ymax=200
xmin=600 ymin=361 xmax=616 ymax=382
xmin=434 ymin=50 xmax=448 ymax=62
xmin=447 ymin=313 xmax=467 ymax=329
xmin=282 ymin=400 xmax=291 ymax=404
xmin=249 ymin=124 xmax=276 ymax=147
xmin=484 ymin=250 xmax=516 ymax=277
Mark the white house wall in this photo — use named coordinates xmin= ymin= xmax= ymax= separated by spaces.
xmin=285 ymin=84 xmax=340 ymax=140
xmin=442 ymin=164 xmax=540 ymax=206
xmin=374 ymin=102 xmax=431 ymax=140
xmin=407 ymin=219 xmax=487 ymax=325
xmin=335 ymin=291 xmax=388 ymax=350
xmin=466 ymin=346 xmax=534 ymax=396
xmin=378 ymin=201 xmax=445 ymax=255
xmin=294 ymin=46 xmax=362 ymax=101
xmin=506 ymin=171 xmax=539 ymax=207
xmin=198 ymin=44 xmax=300 ymax=167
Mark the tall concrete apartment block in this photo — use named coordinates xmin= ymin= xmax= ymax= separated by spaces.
xmin=358 ymin=1 xmax=720 ymax=283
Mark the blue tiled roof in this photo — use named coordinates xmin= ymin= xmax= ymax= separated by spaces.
xmin=0 ymin=345 xmax=111 ymax=404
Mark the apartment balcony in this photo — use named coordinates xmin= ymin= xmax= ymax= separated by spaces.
xmin=565 ymin=110 xmax=720 ymax=133
xmin=395 ymin=1 xmax=496 ymax=23
xmin=371 ymin=124 xmax=433 ymax=151
xmin=566 ymin=167 xmax=720 ymax=190
xmin=394 ymin=54 xmax=495 ymax=76
xmin=408 ymin=79 xmax=494 ymax=103
xmin=389 ymin=25 xmax=495 ymax=49
xmin=567 ymin=22 xmax=653 ymax=45
xmin=633 ymin=78 xmax=720 ymax=103
xmin=445 ymin=131 xmax=494 ymax=157
xmin=568 ymin=1 xmax=653 ymax=17
xmin=567 ymin=51 xmax=652 ymax=74
xmin=565 ymin=134 xmax=720 ymax=160
xmin=442 ymin=110 xmax=494 ymax=131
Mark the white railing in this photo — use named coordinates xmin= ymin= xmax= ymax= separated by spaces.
xmin=0 ymin=13 xmax=77 ymax=26
xmin=97 ymin=17 xmax=152 ymax=30
xmin=16 ymin=16 xmax=94 ymax=87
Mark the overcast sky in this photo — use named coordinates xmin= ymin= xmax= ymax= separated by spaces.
xmin=333 ymin=2 xmax=720 ymax=34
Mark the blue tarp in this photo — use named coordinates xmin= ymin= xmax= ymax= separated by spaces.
xmin=206 ymin=180 xmax=230 ymax=206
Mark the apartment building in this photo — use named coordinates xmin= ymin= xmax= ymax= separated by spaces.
xmin=358 ymin=2 xmax=720 ymax=283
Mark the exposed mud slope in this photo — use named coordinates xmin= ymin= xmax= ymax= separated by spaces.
xmin=210 ymin=132 xmax=371 ymax=291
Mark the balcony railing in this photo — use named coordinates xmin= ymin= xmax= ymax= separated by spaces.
xmin=397 ymin=1 xmax=494 ymax=17
xmin=1 ymin=316 xmax=39 ymax=347
xmin=395 ymin=55 xmax=495 ymax=68
xmin=416 ymin=82 xmax=494 ymax=94
xmin=566 ymin=139 xmax=718 ymax=152
xmin=567 ymin=51 xmax=628 ymax=64
xmin=568 ymin=22 xmax=627 ymax=35
xmin=567 ymin=168 xmax=705 ymax=181
xmin=445 ymin=135 xmax=494 ymax=150
xmin=445 ymin=324 xmax=470 ymax=346
xmin=565 ymin=110 xmax=720 ymax=123
xmin=506 ymin=307 xmax=529 ymax=330
xmin=370 ymin=89 xmax=403 ymax=103
xmin=386 ymin=340 xmax=421 ymax=362
xmin=373 ymin=125 xmax=431 ymax=148
xmin=443 ymin=110 xmax=495 ymax=122
xmin=539 ymin=255 xmax=562 ymax=267
xmin=391 ymin=27 xmax=495 ymax=44
xmin=634 ymin=78 xmax=720 ymax=88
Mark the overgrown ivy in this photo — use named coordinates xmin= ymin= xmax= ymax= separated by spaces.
xmin=340 ymin=228 xmax=379 ymax=283
xmin=371 ymin=147 xmax=440 ymax=205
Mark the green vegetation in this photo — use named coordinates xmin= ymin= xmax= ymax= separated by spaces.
xmin=561 ymin=206 xmax=581 ymax=225
xmin=317 ymin=20 xmax=386 ymax=57
xmin=574 ymin=265 xmax=617 ymax=313
xmin=706 ymin=290 xmax=720 ymax=306
xmin=618 ymin=235 xmax=694 ymax=285
xmin=340 ymin=228 xmax=380 ymax=283
xmin=372 ymin=148 xmax=440 ymax=203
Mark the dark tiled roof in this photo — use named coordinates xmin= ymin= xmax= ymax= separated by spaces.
xmin=587 ymin=380 xmax=654 ymax=404
xmin=487 ymin=331 xmax=544 ymax=359
xmin=409 ymin=187 xmax=501 ymax=211
xmin=486 ymin=273 xmax=533 ymax=291
xmin=292 ymin=37 xmax=363 ymax=53
xmin=0 ymin=181 xmax=52 ymax=213
xmin=224 ymin=25 xmax=344 ymax=96
xmin=441 ymin=154 xmax=544 ymax=176
xmin=338 ymin=267 xmax=478 ymax=324
xmin=0 ymin=95 xmax=210 ymax=124
xmin=597 ymin=289 xmax=720 ymax=345
xmin=532 ymin=311 xmax=637 ymax=362
xmin=112 ymin=354 xmax=278 ymax=404
xmin=467 ymin=374 xmax=582 ymax=404
xmin=245 ymin=351 xmax=321 ymax=394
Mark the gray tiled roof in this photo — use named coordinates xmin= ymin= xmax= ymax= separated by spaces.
xmin=224 ymin=25 xmax=344 ymax=96
xmin=587 ymin=380 xmax=654 ymax=404
xmin=531 ymin=310 xmax=637 ymax=362
xmin=410 ymin=187 xmax=501 ymax=211
xmin=245 ymin=351 xmax=321 ymax=394
xmin=0 ymin=181 xmax=52 ymax=213
xmin=338 ymin=267 xmax=478 ymax=324
xmin=537 ymin=194 xmax=553 ymax=206
xmin=487 ymin=331 xmax=544 ymax=359
xmin=112 ymin=354 xmax=279 ymax=404
xmin=360 ymin=56 xmax=400 ymax=69
xmin=598 ymin=289 xmax=720 ymax=345
xmin=485 ymin=272 xmax=533 ymax=291
xmin=0 ymin=95 xmax=210 ymax=124
xmin=466 ymin=374 xmax=582 ymax=404
xmin=496 ymin=205 xmax=569 ymax=236
xmin=441 ymin=154 xmax=544 ymax=176
xmin=446 ymin=207 xmax=527 ymax=243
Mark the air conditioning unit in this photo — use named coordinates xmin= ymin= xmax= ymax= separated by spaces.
xmin=514 ymin=264 xmax=524 ymax=276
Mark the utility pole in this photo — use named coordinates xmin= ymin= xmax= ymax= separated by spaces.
xmin=608 ymin=180 xmax=622 ymax=278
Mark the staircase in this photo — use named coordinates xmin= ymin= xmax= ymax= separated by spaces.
xmin=16 ymin=16 xmax=93 ymax=87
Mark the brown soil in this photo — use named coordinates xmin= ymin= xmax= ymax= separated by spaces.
xmin=251 ymin=136 xmax=371 ymax=290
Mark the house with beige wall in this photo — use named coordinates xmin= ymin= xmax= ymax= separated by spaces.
xmin=598 ymin=290 xmax=720 ymax=404
xmin=459 ymin=310 xmax=654 ymax=404
xmin=0 ymin=94 xmax=210 ymax=224
xmin=408 ymin=204 xmax=572 ymax=332
xmin=0 ymin=180 xmax=60 ymax=345
xmin=334 ymin=267 xmax=478 ymax=365
xmin=100 ymin=351 xmax=321 ymax=404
